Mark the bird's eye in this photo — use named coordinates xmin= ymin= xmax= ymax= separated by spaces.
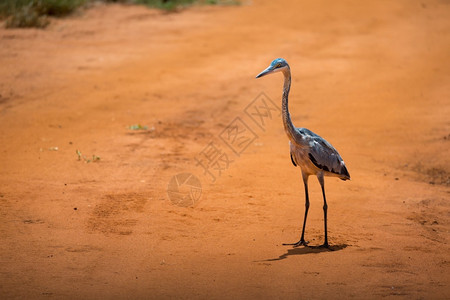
xmin=276 ymin=63 xmax=282 ymax=68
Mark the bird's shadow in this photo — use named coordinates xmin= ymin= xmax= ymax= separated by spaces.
xmin=258 ymin=244 xmax=348 ymax=262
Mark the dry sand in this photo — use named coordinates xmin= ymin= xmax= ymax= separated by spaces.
xmin=1 ymin=0 xmax=449 ymax=298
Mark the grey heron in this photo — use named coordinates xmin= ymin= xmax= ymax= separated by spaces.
xmin=256 ymin=58 xmax=350 ymax=248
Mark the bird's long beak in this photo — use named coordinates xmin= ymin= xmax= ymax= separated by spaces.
xmin=255 ymin=66 xmax=274 ymax=78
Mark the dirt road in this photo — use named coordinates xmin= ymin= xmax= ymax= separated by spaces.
xmin=1 ymin=0 xmax=449 ymax=298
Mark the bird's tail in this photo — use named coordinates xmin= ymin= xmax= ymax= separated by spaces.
xmin=339 ymin=164 xmax=351 ymax=181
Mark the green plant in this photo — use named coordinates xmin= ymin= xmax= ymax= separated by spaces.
xmin=34 ymin=0 xmax=87 ymax=17
xmin=2 ymin=0 xmax=86 ymax=28
xmin=134 ymin=0 xmax=196 ymax=11
xmin=5 ymin=2 xmax=49 ymax=28
xmin=128 ymin=124 xmax=149 ymax=130
xmin=76 ymin=149 xmax=101 ymax=163
xmin=1 ymin=0 xmax=240 ymax=28
xmin=0 ymin=0 xmax=30 ymax=17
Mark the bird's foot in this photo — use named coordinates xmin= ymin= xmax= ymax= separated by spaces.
xmin=282 ymin=239 xmax=309 ymax=247
xmin=318 ymin=242 xmax=330 ymax=249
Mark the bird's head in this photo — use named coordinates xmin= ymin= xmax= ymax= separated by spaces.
xmin=255 ymin=58 xmax=289 ymax=78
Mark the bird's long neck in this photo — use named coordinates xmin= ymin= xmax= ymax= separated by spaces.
xmin=281 ymin=67 xmax=297 ymax=142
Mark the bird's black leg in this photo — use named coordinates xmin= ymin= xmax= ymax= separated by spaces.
xmin=318 ymin=175 xmax=329 ymax=248
xmin=283 ymin=174 xmax=310 ymax=247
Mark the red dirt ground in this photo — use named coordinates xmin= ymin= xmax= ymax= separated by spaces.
xmin=1 ymin=0 xmax=449 ymax=298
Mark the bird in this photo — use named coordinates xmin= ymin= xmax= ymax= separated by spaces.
xmin=256 ymin=58 xmax=350 ymax=248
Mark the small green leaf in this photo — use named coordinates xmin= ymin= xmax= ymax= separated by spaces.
xmin=128 ymin=124 xmax=148 ymax=130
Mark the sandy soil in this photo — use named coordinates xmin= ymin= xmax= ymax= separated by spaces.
xmin=1 ymin=0 xmax=449 ymax=299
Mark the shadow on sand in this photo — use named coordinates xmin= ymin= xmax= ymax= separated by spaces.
xmin=259 ymin=244 xmax=348 ymax=262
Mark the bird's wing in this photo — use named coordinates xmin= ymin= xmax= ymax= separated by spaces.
xmin=299 ymin=128 xmax=350 ymax=180
xmin=290 ymin=153 xmax=297 ymax=167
